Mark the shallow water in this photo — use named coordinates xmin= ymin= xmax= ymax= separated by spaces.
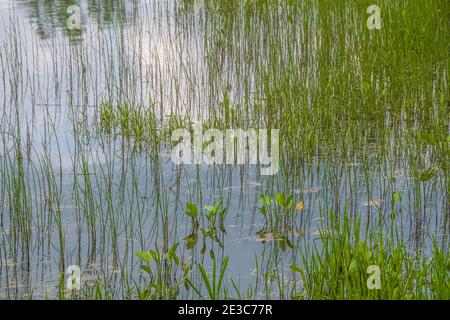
xmin=0 ymin=1 xmax=448 ymax=299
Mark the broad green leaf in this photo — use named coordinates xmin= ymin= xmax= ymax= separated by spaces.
xmin=275 ymin=192 xmax=286 ymax=207
xmin=290 ymin=265 xmax=303 ymax=274
xmin=185 ymin=202 xmax=199 ymax=219
xmin=184 ymin=234 xmax=198 ymax=250
xmin=295 ymin=201 xmax=304 ymax=211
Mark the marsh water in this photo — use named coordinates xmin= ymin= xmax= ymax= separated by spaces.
xmin=0 ymin=1 xmax=448 ymax=299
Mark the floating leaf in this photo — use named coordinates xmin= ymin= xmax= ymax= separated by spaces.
xmin=295 ymin=201 xmax=304 ymax=211
xmin=280 ymin=238 xmax=286 ymax=251
xmin=280 ymin=237 xmax=293 ymax=251
xmin=286 ymin=194 xmax=294 ymax=210
xmin=140 ymin=265 xmax=152 ymax=276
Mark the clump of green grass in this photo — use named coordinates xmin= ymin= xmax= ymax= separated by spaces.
xmin=97 ymin=101 xmax=158 ymax=148
xmin=186 ymin=250 xmax=230 ymax=300
xmin=256 ymin=193 xmax=301 ymax=242
xmin=184 ymin=201 xmax=228 ymax=253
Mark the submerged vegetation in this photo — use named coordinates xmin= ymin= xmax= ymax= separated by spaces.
xmin=0 ymin=0 xmax=448 ymax=300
